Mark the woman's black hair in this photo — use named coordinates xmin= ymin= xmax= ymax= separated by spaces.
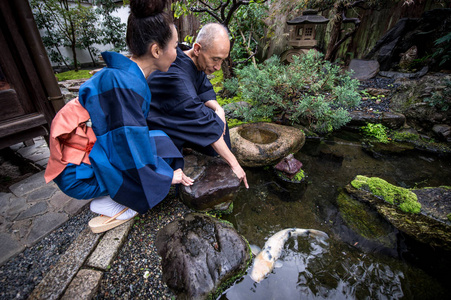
xmin=126 ymin=0 xmax=173 ymax=57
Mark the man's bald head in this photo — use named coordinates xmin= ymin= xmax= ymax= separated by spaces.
xmin=195 ymin=23 xmax=230 ymax=50
xmin=188 ymin=23 xmax=231 ymax=75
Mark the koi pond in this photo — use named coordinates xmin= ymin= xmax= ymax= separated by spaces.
xmin=220 ymin=133 xmax=451 ymax=299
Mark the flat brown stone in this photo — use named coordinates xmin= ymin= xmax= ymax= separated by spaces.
xmin=180 ymin=155 xmax=240 ymax=212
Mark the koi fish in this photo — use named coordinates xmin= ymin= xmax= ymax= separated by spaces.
xmin=249 ymin=228 xmax=329 ymax=283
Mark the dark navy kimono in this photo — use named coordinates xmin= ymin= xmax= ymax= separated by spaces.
xmin=146 ymin=47 xmax=230 ymax=155
xmin=54 ymin=52 xmax=183 ymax=214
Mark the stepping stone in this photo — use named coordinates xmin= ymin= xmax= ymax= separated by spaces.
xmin=348 ymin=59 xmax=380 ymax=80
xmin=180 ymin=154 xmax=240 ymax=212
xmin=0 ymin=232 xmax=25 ymax=265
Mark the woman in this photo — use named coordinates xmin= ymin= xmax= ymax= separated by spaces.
xmin=45 ymin=0 xmax=193 ymax=233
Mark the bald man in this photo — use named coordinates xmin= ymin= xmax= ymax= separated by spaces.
xmin=147 ymin=23 xmax=248 ymax=188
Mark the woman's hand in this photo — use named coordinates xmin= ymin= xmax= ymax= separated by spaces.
xmin=172 ymin=169 xmax=194 ymax=186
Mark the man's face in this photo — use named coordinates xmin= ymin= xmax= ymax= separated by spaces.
xmin=195 ymin=39 xmax=230 ymax=75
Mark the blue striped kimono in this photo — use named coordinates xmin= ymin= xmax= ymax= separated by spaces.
xmin=54 ymin=52 xmax=183 ymax=214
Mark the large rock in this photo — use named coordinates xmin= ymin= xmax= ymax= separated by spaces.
xmin=180 ymin=154 xmax=240 ymax=212
xmin=155 ymin=213 xmax=251 ymax=300
xmin=336 ymin=190 xmax=398 ymax=251
xmin=348 ymin=59 xmax=380 ymax=80
xmin=344 ymin=176 xmax=451 ymax=251
xmin=365 ymin=9 xmax=451 ymax=71
xmin=432 ymin=124 xmax=451 ymax=143
xmin=389 ymin=74 xmax=451 ymax=135
xmin=348 ymin=111 xmax=406 ymax=129
xmin=230 ymin=122 xmax=305 ymax=167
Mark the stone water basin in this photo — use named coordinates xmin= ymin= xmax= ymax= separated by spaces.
xmin=230 ymin=122 xmax=305 ymax=167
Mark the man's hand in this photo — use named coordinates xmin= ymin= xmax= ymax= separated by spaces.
xmin=231 ymin=163 xmax=249 ymax=189
xmin=211 ymin=136 xmax=249 ymax=189
xmin=172 ymin=169 xmax=194 ymax=186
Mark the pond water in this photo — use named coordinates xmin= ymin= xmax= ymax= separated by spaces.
xmin=220 ymin=133 xmax=451 ymax=299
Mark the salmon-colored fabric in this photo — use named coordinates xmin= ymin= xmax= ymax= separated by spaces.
xmin=44 ymin=98 xmax=97 ymax=183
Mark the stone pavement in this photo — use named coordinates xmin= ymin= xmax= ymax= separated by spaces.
xmin=1 ymin=136 xmax=133 ymax=299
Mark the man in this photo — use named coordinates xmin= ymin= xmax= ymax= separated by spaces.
xmin=147 ymin=23 xmax=248 ymax=188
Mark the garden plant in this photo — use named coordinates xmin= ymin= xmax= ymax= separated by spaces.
xmin=225 ymin=50 xmax=361 ymax=133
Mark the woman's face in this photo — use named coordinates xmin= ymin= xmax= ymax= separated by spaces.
xmin=156 ymin=25 xmax=178 ymax=72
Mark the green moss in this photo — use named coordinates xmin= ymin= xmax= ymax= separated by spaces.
xmin=361 ymin=123 xmax=390 ymax=143
xmin=293 ymin=170 xmax=305 ymax=182
xmin=217 ymin=94 xmax=243 ymax=107
xmin=351 ymin=175 xmax=421 ymax=214
xmin=213 ymin=202 xmax=234 ymax=216
xmin=447 ymin=213 xmax=451 ymax=222
xmin=391 ymin=131 xmax=420 ymax=142
xmin=55 ymin=69 xmax=92 ymax=81
xmin=275 ymin=169 xmax=306 ymax=183
xmin=227 ymin=118 xmax=246 ymax=128
xmin=337 ymin=190 xmax=395 ymax=246
xmin=210 ymin=69 xmax=225 ymax=96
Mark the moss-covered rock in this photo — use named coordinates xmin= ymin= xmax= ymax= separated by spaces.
xmin=345 ymin=177 xmax=451 ymax=251
xmin=337 ymin=190 xmax=396 ymax=248
xmin=351 ymin=175 xmax=421 ymax=213
xmin=275 ymin=169 xmax=306 ymax=183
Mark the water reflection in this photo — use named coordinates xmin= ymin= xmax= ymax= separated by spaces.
xmin=220 ymin=136 xmax=451 ymax=299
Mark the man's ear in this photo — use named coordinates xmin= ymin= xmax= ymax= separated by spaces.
xmin=149 ymin=43 xmax=160 ymax=59
xmin=193 ymin=43 xmax=201 ymax=56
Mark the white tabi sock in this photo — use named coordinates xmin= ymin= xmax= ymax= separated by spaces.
xmin=90 ymin=195 xmax=137 ymax=220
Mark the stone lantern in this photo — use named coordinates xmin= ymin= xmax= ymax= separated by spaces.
xmin=281 ymin=9 xmax=329 ymax=63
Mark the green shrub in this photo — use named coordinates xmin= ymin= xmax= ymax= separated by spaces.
xmin=361 ymin=123 xmax=390 ymax=143
xmin=424 ymin=79 xmax=451 ymax=111
xmin=222 ymin=77 xmax=239 ymax=97
xmin=234 ymin=51 xmax=361 ymax=133
xmin=432 ymin=32 xmax=451 ymax=67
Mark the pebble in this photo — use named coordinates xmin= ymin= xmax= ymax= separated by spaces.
xmin=0 ymin=207 xmax=95 ymax=300
xmin=354 ymin=77 xmax=399 ymax=114
xmin=95 ymin=191 xmax=192 ymax=299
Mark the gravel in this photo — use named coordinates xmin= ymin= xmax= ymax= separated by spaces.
xmin=0 ymin=207 xmax=96 ymax=300
xmin=95 ymin=189 xmax=192 ymax=299
xmin=0 ymin=190 xmax=192 ymax=300
xmin=354 ymin=77 xmax=399 ymax=114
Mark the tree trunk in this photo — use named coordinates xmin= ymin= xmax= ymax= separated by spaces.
xmin=222 ymin=58 xmax=234 ymax=79
xmin=87 ymin=46 xmax=97 ymax=67
xmin=70 ymin=23 xmax=78 ymax=71
xmin=222 ymin=38 xmax=236 ymax=79
xmin=325 ymin=5 xmax=344 ymax=61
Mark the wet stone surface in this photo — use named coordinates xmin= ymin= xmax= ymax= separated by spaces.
xmin=180 ymin=154 xmax=240 ymax=212
xmin=155 ymin=213 xmax=251 ymax=300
